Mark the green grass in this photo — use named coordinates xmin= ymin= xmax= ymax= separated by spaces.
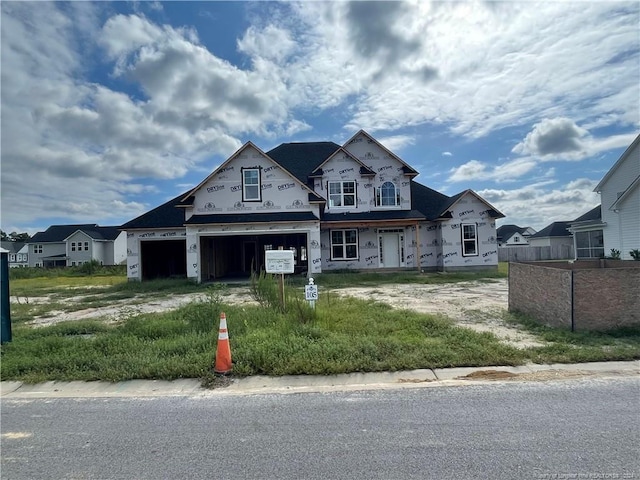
xmin=3 ymin=286 xmax=639 ymax=384
xmin=0 ymin=293 xmax=525 ymax=383
xmin=506 ymin=311 xmax=640 ymax=363
xmin=3 ymin=266 xmax=638 ymax=384
xmin=305 ymin=267 xmax=506 ymax=288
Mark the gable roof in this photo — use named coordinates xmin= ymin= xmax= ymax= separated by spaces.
xmin=572 ymin=205 xmax=601 ymax=223
xmin=30 ymin=224 xmax=95 ymax=243
xmin=529 ymin=221 xmax=572 ymax=239
xmin=594 ymin=133 xmax=640 ymax=192
xmin=121 ymin=191 xmax=190 ymax=230
xmin=342 ymin=130 xmax=419 ymax=176
xmin=182 ymin=141 xmax=322 ymax=204
xmin=267 ymin=142 xmax=340 ymax=183
xmin=65 ymin=226 xmax=121 ymax=241
xmin=0 ymin=241 xmax=25 ymax=254
xmin=496 ymin=224 xmax=530 ymax=241
xmin=309 ymin=147 xmax=376 ymax=178
xmin=435 ymin=189 xmax=505 ymax=220
xmin=30 ymin=224 xmax=122 ymax=243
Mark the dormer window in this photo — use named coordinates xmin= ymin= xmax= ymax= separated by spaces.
xmin=375 ymin=182 xmax=399 ymax=207
xmin=242 ymin=168 xmax=261 ymax=202
xmin=329 ymin=181 xmax=355 ymax=208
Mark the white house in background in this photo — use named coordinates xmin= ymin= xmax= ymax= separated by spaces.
xmin=496 ymin=225 xmax=536 ymax=247
xmin=28 ymin=224 xmax=126 ymax=267
xmin=122 ymin=130 xmax=505 ymax=282
xmin=527 ymin=221 xmax=574 ymax=250
xmin=594 ymin=134 xmax=640 ymax=260
xmin=0 ymin=241 xmax=28 ymax=267
xmin=568 ymin=205 xmax=605 ymax=259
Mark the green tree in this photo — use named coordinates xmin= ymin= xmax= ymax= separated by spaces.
xmin=1 ymin=231 xmax=31 ymax=242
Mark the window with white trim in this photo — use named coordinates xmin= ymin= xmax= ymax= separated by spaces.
xmin=462 ymin=223 xmax=478 ymax=256
xmin=71 ymin=242 xmax=76 ymax=252
xmin=242 ymin=168 xmax=261 ymax=201
xmin=375 ymin=182 xmax=400 ymax=207
xmin=331 ymin=229 xmax=358 ymax=260
xmin=328 ymin=181 xmax=355 ymax=208
xmin=84 ymin=242 xmax=89 ymax=251
xmin=34 ymin=245 xmax=43 ymax=254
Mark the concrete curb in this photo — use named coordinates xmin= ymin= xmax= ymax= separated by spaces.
xmin=2 ymin=361 xmax=638 ymax=399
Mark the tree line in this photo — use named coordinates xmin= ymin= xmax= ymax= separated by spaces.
xmin=0 ymin=230 xmax=31 ymax=242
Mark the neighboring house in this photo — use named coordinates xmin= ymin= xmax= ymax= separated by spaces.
xmin=593 ymin=134 xmax=640 ymax=260
xmin=0 ymin=241 xmax=28 ymax=267
xmin=568 ymin=205 xmax=605 ymax=259
xmin=527 ymin=222 xmax=573 ymax=250
xmin=496 ymin=225 xmax=536 ymax=246
xmin=122 ymin=130 xmax=504 ymax=282
xmin=28 ymin=224 xmax=126 ymax=267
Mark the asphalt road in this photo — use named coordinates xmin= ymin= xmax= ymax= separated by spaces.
xmin=2 ymin=377 xmax=639 ymax=480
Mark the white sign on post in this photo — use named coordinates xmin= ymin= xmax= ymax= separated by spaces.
xmin=265 ymin=250 xmax=295 ymax=274
xmin=305 ymin=284 xmax=318 ymax=301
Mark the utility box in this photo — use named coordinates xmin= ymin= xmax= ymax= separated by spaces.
xmin=1 ymin=251 xmax=12 ymax=343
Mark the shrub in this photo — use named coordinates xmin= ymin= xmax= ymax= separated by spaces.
xmin=630 ymin=249 xmax=640 ymax=261
xmin=608 ymin=249 xmax=621 ymax=259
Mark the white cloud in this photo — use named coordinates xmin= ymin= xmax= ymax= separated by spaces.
xmin=376 ymin=134 xmax=416 ymax=152
xmin=0 ymin=5 xmax=303 ymax=228
xmin=512 ymin=117 xmax=588 ymax=158
xmin=238 ymin=24 xmax=297 ymax=63
xmin=449 ymin=158 xmax=537 ymax=182
xmin=513 ymin=118 xmax=639 ymax=161
xmin=1 ymin=1 xmax=638 ymax=231
xmin=278 ymin=1 xmax=640 ymax=137
xmin=481 ymin=179 xmax=600 ymax=230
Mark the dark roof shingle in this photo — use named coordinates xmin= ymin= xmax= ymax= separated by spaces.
xmin=121 ymin=192 xmax=189 ymax=230
xmin=267 ymin=142 xmax=340 ymax=184
xmin=529 ymin=221 xmax=572 ymax=238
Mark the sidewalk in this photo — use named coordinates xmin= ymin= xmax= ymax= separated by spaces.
xmin=2 ymin=361 xmax=638 ymax=399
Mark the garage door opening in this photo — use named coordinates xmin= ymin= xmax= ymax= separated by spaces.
xmin=140 ymin=240 xmax=186 ymax=280
xmin=200 ymin=233 xmax=308 ymax=281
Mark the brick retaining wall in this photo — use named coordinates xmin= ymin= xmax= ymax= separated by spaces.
xmin=508 ymin=263 xmax=572 ymax=329
xmin=509 ymin=261 xmax=640 ymax=331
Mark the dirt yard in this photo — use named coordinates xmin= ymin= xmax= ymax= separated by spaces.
xmin=17 ymin=278 xmax=547 ymax=349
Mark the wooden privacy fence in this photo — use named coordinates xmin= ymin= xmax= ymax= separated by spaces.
xmin=498 ymin=245 xmax=573 ymax=262
xmin=508 ymin=260 xmax=640 ymax=331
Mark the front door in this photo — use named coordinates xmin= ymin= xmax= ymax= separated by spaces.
xmin=380 ymin=233 xmax=400 ymax=268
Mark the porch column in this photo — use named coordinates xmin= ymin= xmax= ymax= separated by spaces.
xmin=415 ymin=222 xmax=421 ymax=272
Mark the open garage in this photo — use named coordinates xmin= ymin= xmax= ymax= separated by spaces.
xmin=140 ymin=240 xmax=187 ymax=280
xmin=199 ymin=233 xmax=308 ymax=281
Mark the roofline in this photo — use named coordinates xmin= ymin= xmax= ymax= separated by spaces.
xmin=63 ymin=229 xmax=92 ymax=242
xmin=568 ymin=221 xmax=606 ymax=233
xmin=321 ymin=218 xmax=425 ymax=228
xmin=342 ymin=129 xmax=419 ymax=175
xmin=439 ymin=189 xmax=506 ymax=219
xmin=185 ymin=217 xmax=320 ymax=227
xmin=120 ymin=227 xmax=187 ymax=232
xmin=310 ymin=146 xmax=371 ymax=175
xmin=181 ymin=141 xmax=321 ymax=204
xmin=594 ymin=133 xmax=640 ymax=192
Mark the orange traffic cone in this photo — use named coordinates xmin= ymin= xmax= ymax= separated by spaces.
xmin=214 ymin=312 xmax=232 ymax=374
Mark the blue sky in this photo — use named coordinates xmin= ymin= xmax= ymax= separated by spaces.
xmin=1 ymin=1 xmax=639 ymax=235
